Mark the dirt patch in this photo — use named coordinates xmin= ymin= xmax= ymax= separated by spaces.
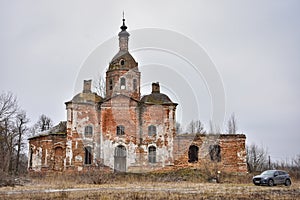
xmin=1 ymin=182 xmax=299 ymax=200
xmin=1 ymin=170 xmax=299 ymax=199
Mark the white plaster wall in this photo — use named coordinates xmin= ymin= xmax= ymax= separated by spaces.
xmin=66 ymin=140 xmax=72 ymax=165
xmin=31 ymin=146 xmax=42 ymax=171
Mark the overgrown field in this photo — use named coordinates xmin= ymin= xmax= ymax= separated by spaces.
xmin=1 ymin=169 xmax=299 ymax=199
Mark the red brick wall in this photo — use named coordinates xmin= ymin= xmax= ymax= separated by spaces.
xmin=173 ymin=134 xmax=247 ymax=173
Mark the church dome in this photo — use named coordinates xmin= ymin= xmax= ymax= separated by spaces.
xmin=71 ymin=92 xmax=102 ymax=104
xmin=107 ymin=16 xmax=138 ymax=72
xmin=109 ymin=51 xmax=138 ymax=71
xmin=66 ymin=80 xmax=103 ymax=104
xmin=140 ymin=92 xmax=173 ymax=105
xmin=140 ymin=82 xmax=175 ymax=105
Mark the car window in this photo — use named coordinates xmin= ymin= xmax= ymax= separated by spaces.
xmin=261 ymin=170 xmax=274 ymax=176
xmin=274 ymin=171 xmax=279 ymax=176
xmin=279 ymin=171 xmax=286 ymax=175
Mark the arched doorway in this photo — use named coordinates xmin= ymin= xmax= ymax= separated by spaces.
xmin=188 ymin=145 xmax=199 ymax=163
xmin=114 ymin=145 xmax=126 ymax=172
xmin=54 ymin=146 xmax=64 ymax=171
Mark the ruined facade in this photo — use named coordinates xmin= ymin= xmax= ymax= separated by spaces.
xmin=173 ymin=134 xmax=247 ymax=173
xmin=28 ymin=18 xmax=247 ymax=173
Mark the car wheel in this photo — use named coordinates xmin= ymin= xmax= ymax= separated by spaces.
xmin=285 ymin=179 xmax=291 ymax=186
xmin=268 ymin=179 xmax=274 ymax=187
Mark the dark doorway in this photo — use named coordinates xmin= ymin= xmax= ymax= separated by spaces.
xmin=84 ymin=147 xmax=92 ymax=165
xmin=188 ymin=145 xmax=199 ymax=163
xmin=114 ymin=145 xmax=127 ymax=172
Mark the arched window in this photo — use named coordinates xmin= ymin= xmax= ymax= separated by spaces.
xmin=133 ymin=79 xmax=137 ymax=90
xmin=84 ymin=146 xmax=92 ymax=165
xmin=188 ymin=145 xmax=199 ymax=163
xmin=209 ymin=145 xmax=221 ymax=162
xmin=120 ymin=77 xmax=126 ymax=89
xmin=148 ymin=146 xmax=156 ymax=163
xmin=84 ymin=126 xmax=93 ymax=138
xmin=148 ymin=125 xmax=157 ymax=136
xmin=117 ymin=125 xmax=125 ymax=136
xmin=109 ymin=79 xmax=113 ymax=90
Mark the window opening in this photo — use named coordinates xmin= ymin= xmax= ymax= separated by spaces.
xmin=84 ymin=126 xmax=93 ymax=138
xmin=148 ymin=125 xmax=157 ymax=136
xmin=84 ymin=146 xmax=92 ymax=164
xmin=133 ymin=79 xmax=137 ymax=90
xmin=148 ymin=146 xmax=156 ymax=163
xmin=209 ymin=145 xmax=221 ymax=162
xmin=109 ymin=79 xmax=113 ymax=90
xmin=120 ymin=77 xmax=126 ymax=89
xmin=188 ymin=145 xmax=199 ymax=163
xmin=117 ymin=125 xmax=125 ymax=136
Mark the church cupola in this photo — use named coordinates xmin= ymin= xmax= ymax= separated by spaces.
xmin=105 ymin=15 xmax=141 ymax=100
xmin=118 ymin=16 xmax=130 ymax=51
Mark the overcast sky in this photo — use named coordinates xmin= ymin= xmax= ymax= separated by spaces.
xmin=1 ymin=0 xmax=299 ymax=162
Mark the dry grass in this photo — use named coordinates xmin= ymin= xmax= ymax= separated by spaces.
xmin=0 ymin=169 xmax=299 ymax=199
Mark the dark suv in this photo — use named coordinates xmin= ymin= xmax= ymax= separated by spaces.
xmin=252 ymin=170 xmax=292 ymax=186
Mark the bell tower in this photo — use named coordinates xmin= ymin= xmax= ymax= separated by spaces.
xmin=105 ymin=15 xmax=141 ymax=100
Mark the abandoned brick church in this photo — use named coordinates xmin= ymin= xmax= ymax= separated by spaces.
xmin=28 ymin=18 xmax=247 ymax=173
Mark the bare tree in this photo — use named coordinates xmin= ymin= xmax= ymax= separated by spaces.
xmin=227 ymin=113 xmax=237 ymax=134
xmin=15 ymin=110 xmax=29 ymax=174
xmin=35 ymin=114 xmax=53 ymax=132
xmin=293 ymin=154 xmax=300 ymax=169
xmin=187 ymin=120 xmax=195 ymax=134
xmin=246 ymin=144 xmax=268 ymax=173
xmin=271 ymin=154 xmax=300 ymax=180
xmin=1 ymin=118 xmax=15 ymax=172
xmin=195 ymin=120 xmax=206 ymax=134
xmin=0 ymin=92 xmax=18 ymax=121
xmin=176 ymin=122 xmax=182 ymax=134
xmin=0 ymin=92 xmax=30 ymax=176
xmin=0 ymin=92 xmax=19 ymax=173
xmin=93 ymin=75 xmax=106 ymax=98
xmin=187 ymin=120 xmax=206 ymax=134
xmin=208 ymin=120 xmax=221 ymax=134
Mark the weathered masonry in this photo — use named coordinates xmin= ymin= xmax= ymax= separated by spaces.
xmin=28 ymin=17 xmax=247 ymax=173
xmin=173 ymin=134 xmax=247 ymax=173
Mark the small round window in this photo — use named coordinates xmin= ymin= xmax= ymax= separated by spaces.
xmin=120 ymin=59 xmax=125 ymax=66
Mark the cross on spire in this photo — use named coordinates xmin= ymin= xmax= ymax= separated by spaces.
xmin=120 ymin=11 xmax=127 ymax=31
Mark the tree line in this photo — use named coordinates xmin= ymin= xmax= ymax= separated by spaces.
xmin=247 ymin=143 xmax=300 ymax=178
xmin=0 ymin=92 xmax=53 ymax=176
xmin=176 ymin=113 xmax=238 ymax=134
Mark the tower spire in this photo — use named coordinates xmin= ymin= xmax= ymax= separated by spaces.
xmin=120 ymin=11 xmax=127 ymax=31
xmin=118 ymin=12 xmax=129 ymax=51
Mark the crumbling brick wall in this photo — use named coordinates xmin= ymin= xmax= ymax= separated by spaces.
xmin=28 ymin=134 xmax=66 ymax=172
xmin=173 ymin=134 xmax=247 ymax=173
